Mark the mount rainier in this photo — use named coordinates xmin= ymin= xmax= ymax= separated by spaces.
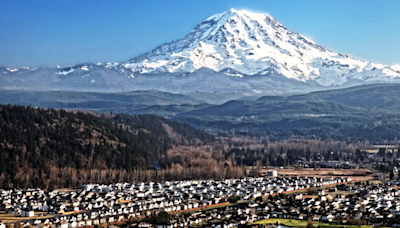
xmin=2 ymin=9 xmax=400 ymax=95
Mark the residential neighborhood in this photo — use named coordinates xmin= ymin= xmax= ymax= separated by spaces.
xmin=0 ymin=176 xmax=354 ymax=228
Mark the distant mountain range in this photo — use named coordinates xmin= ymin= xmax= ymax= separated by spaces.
xmin=2 ymin=9 xmax=400 ymax=95
xmin=2 ymin=83 xmax=400 ymax=142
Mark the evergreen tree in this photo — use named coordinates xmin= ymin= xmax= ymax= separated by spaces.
xmin=306 ymin=147 xmax=311 ymax=160
xmin=0 ymin=145 xmax=5 ymax=174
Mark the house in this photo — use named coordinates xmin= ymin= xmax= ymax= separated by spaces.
xmin=298 ymin=214 xmax=307 ymax=220
xmin=321 ymin=214 xmax=335 ymax=222
xmin=56 ymin=222 xmax=69 ymax=228
xmin=137 ymin=222 xmax=153 ymax=227
xmin=312 ymin=215 xmax=322 ymax=221
xmin=7 ymin=208 xmax=20 ymax=215
xmin=84 ymin=219 xmax=92 ymax=227
xmin=77 ymin=220 xmax=86 ymax=227
xmin=21 ymin=209 xmax=34 ymax=217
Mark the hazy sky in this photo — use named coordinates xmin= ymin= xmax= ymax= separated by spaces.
xmin=1 ymin=0 xmax=400 ymax=68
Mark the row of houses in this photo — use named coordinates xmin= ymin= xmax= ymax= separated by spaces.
xmin=187 ymin=183 xmax=400 ymax=228
xmin=132 ymin=182 xmax=400 ymax=228
xmin=0 ymin=176 xmax=349 ymax=227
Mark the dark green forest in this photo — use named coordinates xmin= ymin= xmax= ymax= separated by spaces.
xmin=0 ymin=105 xmax=213 ymax=188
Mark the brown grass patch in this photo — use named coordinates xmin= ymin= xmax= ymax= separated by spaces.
xmin=260 ymin=168 xmax=375 ymax=181
xmin=0 ymin=212 xmax=56 ymax=223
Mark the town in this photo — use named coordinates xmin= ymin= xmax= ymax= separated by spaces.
xmin=2 ymin=174 xmax=398 ymax=228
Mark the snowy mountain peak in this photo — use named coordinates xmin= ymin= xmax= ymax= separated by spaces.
xmin=123 ymin=9 xmax=400 ymax=86
xmin=391 ymin=65 xmax=400 ymax=72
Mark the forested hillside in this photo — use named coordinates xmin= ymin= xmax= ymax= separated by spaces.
xmin=173 ymin=84 xmax=400 ymax=142
xmin=2 ymin=84 xmax=400 ymax=143
xmin=0 ymin=105 xmax=213 ymax=188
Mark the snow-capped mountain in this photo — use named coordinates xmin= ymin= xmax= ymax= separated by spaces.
xmin=123 ymin=8 xmax=400 ymax=86
xmin=2 ymin=9 xmax=400 ymax=94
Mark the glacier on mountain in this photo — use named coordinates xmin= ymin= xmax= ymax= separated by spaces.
xmin=123 ymin=8 xmax=400 ymax=86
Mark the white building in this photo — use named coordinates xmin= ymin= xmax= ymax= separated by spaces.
xmin=21 ymin=210 xmax=34 ymax=217
xmin=266 ymin=170 xmax=278 ymax=177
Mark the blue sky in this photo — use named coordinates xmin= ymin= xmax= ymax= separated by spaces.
xmin=1 ymin=0 xmax=400 ymax=68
